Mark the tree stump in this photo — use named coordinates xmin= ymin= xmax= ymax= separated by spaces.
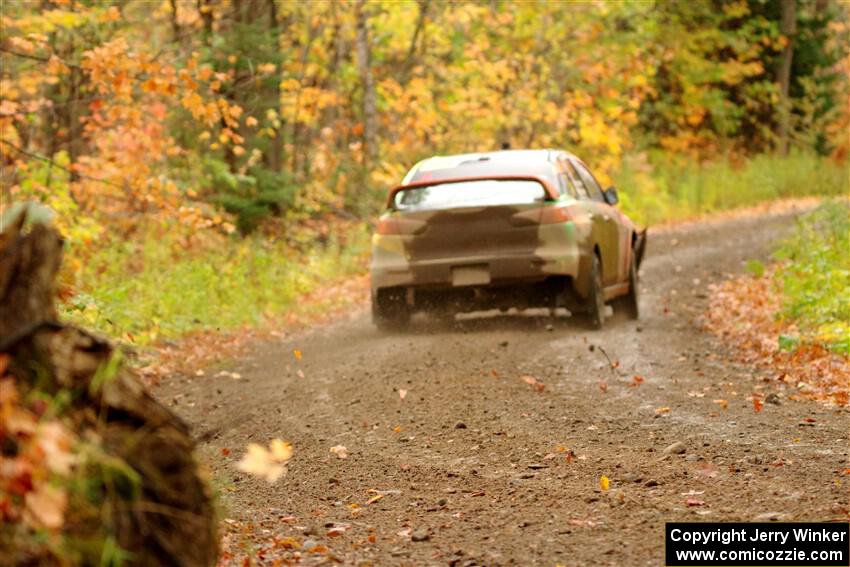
xmin=0 ymin=209 xmax=217 ymax=566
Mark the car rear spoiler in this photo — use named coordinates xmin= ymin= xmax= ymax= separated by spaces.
xmin=386 ymin=175 xmax=560 ymax=210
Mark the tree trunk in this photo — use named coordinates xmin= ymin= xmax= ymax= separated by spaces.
xmin=400 ymin=0 xmax=429 ymax=83
xmin=168 ymin=0 xmax=181 ymax=42
xmin=197 ymin=0 xmax=214 ymax=44
xmin=355 ymin=0 xmax=377 ymax=166
xmin=776 ymin=0 xmax=797 ymax=155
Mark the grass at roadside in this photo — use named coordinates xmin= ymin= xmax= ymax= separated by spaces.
xmin=775 ymin=201 xmax=850 ymax=354
xmin=61 ymin=223 xmax=370 ymax=345
xmin=614 ymin=151 xmax=848 ymax=226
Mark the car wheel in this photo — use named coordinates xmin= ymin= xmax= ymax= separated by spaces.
xmin=616 ymin=252 xmax=639 ymax=319
xmin=583 ymin=254 xmax=605 ymax=330
xmin=372 ymin=289 xmax=411 ymax=331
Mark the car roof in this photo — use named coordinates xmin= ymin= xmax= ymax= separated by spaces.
xmin=401 ymin=149 xmax=576 ymax=185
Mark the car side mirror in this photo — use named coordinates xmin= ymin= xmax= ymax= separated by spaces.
xmin=604 ymin=186 xmax=619 ymax=206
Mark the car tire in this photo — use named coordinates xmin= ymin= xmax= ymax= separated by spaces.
xmin=582 ymin=254 xmax=605 ymax=330
xmin=615 ymin=252 xmax=639 ymax=320
xmin=372 ymin=289 xmax=411 ymax=331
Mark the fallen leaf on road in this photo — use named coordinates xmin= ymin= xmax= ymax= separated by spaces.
xmin=393 ymin=425 xmax=402 ymax=433
xmin=296 ymin=369 xmax=305 ymax=379
xmin=753 ymin=397 xmax=763 ymax=412
xmin=713 ymin=399 xmax=728 ymax=410
xmin=293 ymin=349 xmax=302 ymax=361
xmin=237 ymin=439 xmax=292 ymax=483
xmin=330 ymin=445 xmax=348 ymax=459
xmin=398 ymin=389 xmax=407 ymax=400
xmin=569 ymin=518 xmax=598 ymax=527
xmin=694 ymin=462 xmax=718 ymax=478
xmin=521 ymin=375 xmax=545 ymax=393
xmin=275 ymin=537 xmax=300 ymax=549
xmin=600 ymin=476 xmax=610 ymax=491
xmin=655 ymin=406 xmax=671 ymax=415
xmin=221 ymin=447 xmax=231 ymax=456
xmin=631 ymin=375 xmax=644 ymax=387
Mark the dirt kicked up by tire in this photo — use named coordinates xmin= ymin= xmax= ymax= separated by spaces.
xmin=157 ymin=205 xmax=848 ymax=566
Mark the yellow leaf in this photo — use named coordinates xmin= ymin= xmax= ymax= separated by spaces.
xmin=293 ymin=349 xmax=302 ymax=361
xmin=600 ymin=475 xmax=610 ymax=491
xmin=236 ymin=439 xmax=292 ymax=483
xmin=269 ymin=439 xmax=293 ymax=462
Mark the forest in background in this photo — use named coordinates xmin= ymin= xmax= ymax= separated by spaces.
xmin=1 ymin=0 xmax=848 ymax=343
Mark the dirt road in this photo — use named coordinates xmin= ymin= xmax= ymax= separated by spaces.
xmin=156 ymin=206 xmax=849 ymax=566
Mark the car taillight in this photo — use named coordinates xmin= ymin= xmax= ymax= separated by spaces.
xmin=376 ymin=218 xmax=399 ymax=235
xmin=376 ymin=217 xmax=426 ymax=235
xmin=539 ymin=206 xmax=572 ymax=224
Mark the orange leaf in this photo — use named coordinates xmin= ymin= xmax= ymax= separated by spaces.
xmin=521 ymin=375 xmax=546 ymax=392
xmin=631 ymin=375 xmax=644 ymax=387
xmin=753 ymin=398 xmax=763 ymax=413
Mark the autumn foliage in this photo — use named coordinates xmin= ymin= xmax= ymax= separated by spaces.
xmin=2 ymin=1 xmax=848 ymax=238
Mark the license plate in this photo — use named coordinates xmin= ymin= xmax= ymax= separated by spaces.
xmin=452 ymin=265 xmax=490 ymax=287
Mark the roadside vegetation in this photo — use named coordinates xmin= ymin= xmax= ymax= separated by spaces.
xmin=776 ymin=201 xmax=850 ymax=354
xmin=704 ymin=201 xmax=850 ymax=407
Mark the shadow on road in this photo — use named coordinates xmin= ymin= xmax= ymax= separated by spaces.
xmin=380 ymin=306 xmax=638 ymax=335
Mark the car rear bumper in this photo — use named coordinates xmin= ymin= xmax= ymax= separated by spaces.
xmin=371 ymin=249 xmax=581 ymax=291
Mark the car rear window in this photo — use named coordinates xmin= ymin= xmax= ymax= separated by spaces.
xmin=393 ymin=179 xmax=547 ymax=211
xmin=409 ymin=162 xmax=558 ymax=188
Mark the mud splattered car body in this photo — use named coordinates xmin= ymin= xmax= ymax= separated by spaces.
xmin=370 ymin=149 xmax=646 ymax=329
